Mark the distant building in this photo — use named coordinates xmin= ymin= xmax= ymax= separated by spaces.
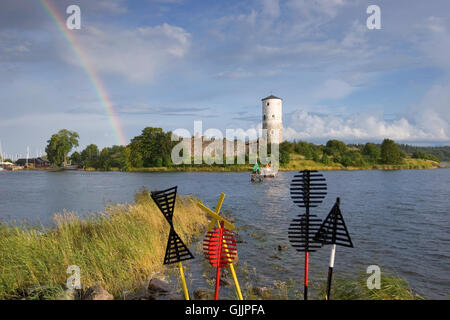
xmin=16 ymin=157 xmax=50 ymax=168
xmin=262 ymin=95 xmax=283 ymax=144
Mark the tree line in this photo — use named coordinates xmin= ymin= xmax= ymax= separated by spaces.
xmin=45 ymin=127 xmax=175 ymax=170
xmin=43 ymin=128 xmax=441 ymax=170
xmin=279 ymin=138 xmax=440 ymax=167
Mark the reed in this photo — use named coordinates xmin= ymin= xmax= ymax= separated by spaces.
xmin=0 ymin=189 xmax=208 ymax=299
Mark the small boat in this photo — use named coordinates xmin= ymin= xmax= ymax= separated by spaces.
xmin=261 ymin=164 xmax=276 ymax=178
xmin=250 ymin=162 xmax=263 ymax=183
xmin=251 ymin=172 xmax=263 ymax=183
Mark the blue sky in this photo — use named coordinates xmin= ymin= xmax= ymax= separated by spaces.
xmin=0 ymin=0 xmax=449 ymax=158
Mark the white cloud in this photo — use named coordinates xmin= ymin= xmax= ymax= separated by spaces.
xmin=64 ymin=23 xmax=191 ymax=83
xmin=283 ymin=108 xmax=448 ymax=142
xmin=409 ymin=84 xmax=450 ymax=141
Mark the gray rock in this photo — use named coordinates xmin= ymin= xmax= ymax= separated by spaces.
xmin=252 ymin=286 xmax=271 ymax=298
xmin=148 ymin=278 xmax=170 ymax=295
xmin=219 ymin=278 xmax=232 ymax=286
xmin=193 ymin=288 xmax=213 ymax=300
xmin=83 ymin=285 xmax=114 ymax=300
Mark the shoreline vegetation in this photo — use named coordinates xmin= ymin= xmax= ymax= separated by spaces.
xmin=0 ymin=189 xmax=208 ymax=300
xmin=40 ymin=156 xmax=441 ymax=172
xmin=0 ymin=189 xmax=424 ymax=300
xmin=6 ymin=127 xmax=446 ymax=173
xmin=19 ymin=157 xmax=443 ymax=173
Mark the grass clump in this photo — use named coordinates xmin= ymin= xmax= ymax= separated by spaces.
xmin=0 ymin=188 xmax=207 ymax=299
xmin=239 ymin=265 xmax=424 ymax=300
xmin=316 ymin=273 xmax=424 ymax=300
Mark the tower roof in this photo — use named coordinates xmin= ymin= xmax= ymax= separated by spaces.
xmin=262 ymin=95 xmax=282 ymax=101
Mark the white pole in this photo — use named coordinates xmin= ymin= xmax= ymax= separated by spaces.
xmin=326 ymin=244 xmax=337 ymax=300
xmin=329 ymin=244 xmax=336 ymax=268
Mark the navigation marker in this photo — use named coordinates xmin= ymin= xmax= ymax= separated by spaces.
xmin=151 ymin=186 xmax=194 ymax=300
xmin=288 ymin=170 xmax=327 ymax=300
xmin=203 ymin=221 xmax=238 ymax=300
xmin=314 ymin=197 xmax=353 ymax=300
xmin=197 ymin=193 xmax=243 ymax=300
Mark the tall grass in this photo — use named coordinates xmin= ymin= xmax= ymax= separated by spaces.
xmin=315 ymin=273 xmax=424 ymax=300
xmin=0 ymin=189 xmax=207 ymax=299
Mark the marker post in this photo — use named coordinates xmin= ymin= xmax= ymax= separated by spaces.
xmin=288 ymin=170 xmax=327 ymax=300
xmin=314 ymin=198 xmax=354 ymax=300
xmin=197 ymin=193 xmax=243 ymax=300
xmin=151 ymin=186 xmax=195 ymax=300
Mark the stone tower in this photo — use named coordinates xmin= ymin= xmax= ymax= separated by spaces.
xmin=262 ymin=95 xmax=283 ymax=144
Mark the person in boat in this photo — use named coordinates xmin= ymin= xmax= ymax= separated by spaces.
xmin=251 ymin=162 xmax=263 ymax=182
xmin=253 ymin=162 xmax=261 ymax=173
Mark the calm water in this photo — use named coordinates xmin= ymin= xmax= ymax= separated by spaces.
xmin=0 ymin=169 xmax=449 ymax=299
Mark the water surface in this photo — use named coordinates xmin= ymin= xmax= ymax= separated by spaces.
xmin=0 ymin=169 xmax=449 ymax=299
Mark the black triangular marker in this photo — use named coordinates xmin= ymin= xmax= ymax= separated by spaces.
xmin=151 ymin=186 xmax=194 ymax=265
xmin=314 ymin=198 xmax=353 ymax=300
xmin=164 ymin=228 xmax=194 ymax=265
xmin=314 ymin=198 xmax=353 ymax=248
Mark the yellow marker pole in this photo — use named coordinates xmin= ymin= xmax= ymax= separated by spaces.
xmin=178 ymin=261 xmax=190 ymax=300
xmin=229 ymin=263 xmax=243 ymax=300
xmin=198 ymin=193 xmax=243 ymax=300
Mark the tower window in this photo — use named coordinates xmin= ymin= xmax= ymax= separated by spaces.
xmin=263 ymin=115 xmax=266 ymax=120
xmin=267 ymin=102 xmax=270 ymax=106
xmin=272 ymin=114 xmax=275 ymax=118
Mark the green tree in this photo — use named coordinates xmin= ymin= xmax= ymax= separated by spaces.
xmin=130 ymin=149 xmax=144 ymax=168
xmin=279 ymin=142 xmax=291 ymax=166
xmin=341 ymin=150 xmax=367 ymax=167
xmin=70 ymin=151 xmax=82 ymax=165
xmin=294 ymin=141 xmax=314 ymax=159
xmin=411 ymin=151 xmax=439 ymax=162
xmin=381 ymin=139 xmax=404 ymax=164
xmin=321 ymin=153 xmax=331 ymax=165
xmin=129 ymin=127 xmax=175 ymax=167
xmin=324 ymin=140 xmax=348 ymax=162
xmin=121 ymin=147 xmax=132 ymax=171
xmin=98 ymin=148 xmax=112 ymax=171
xmin=362 ymin=143 xmax=381 ymax=163
xmin=81 ymin=144 xmax=99 ymax=168
xmin=312 ymin=149 xmax=320 ymax=162
xmin=45 ymin=129 xmax=79 ymax=166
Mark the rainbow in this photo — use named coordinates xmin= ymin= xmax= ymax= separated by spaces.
xmin=39 ymin=0 xmax=127 ymax=146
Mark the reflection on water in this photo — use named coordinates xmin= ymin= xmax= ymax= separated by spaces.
xmin=0 ymin=169 xmax=449 ymax=299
